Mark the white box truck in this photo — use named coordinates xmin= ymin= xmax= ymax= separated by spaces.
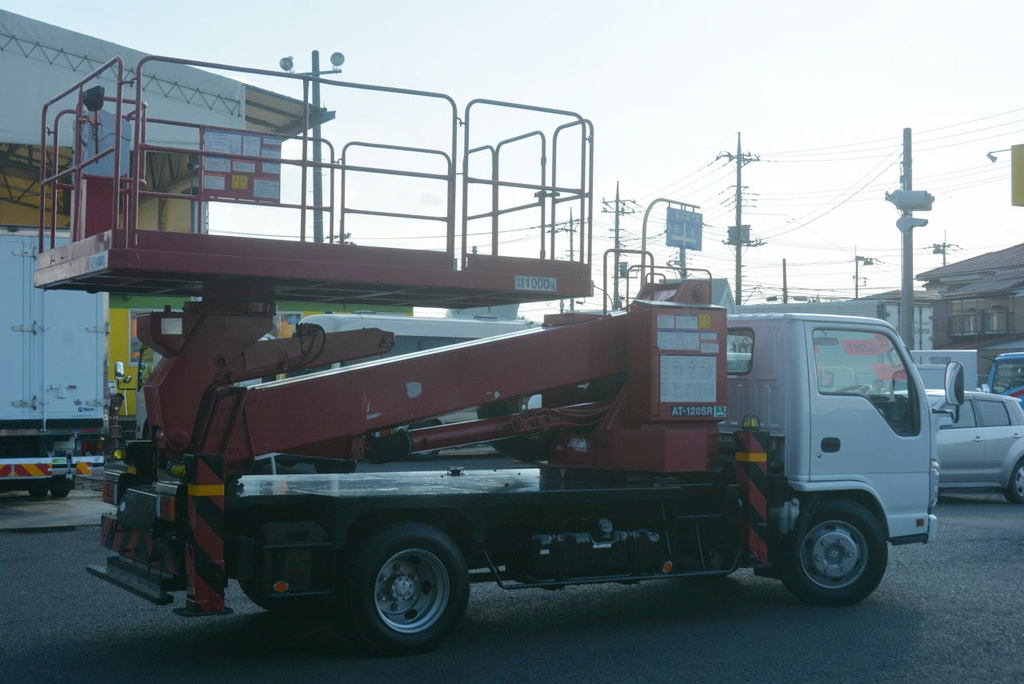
xmin=0 ymin=229 xmax=107 ymax=497
xmin=910 ymin=349 xmax=978 ymax=391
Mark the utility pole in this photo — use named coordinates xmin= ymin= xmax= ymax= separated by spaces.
xmin=854 ymin=248 xmax=876 ymax=299
xmin=559 ymin=210 xmax=578 ymax=313
xmin=930 ymin=231 xmax=958 ymax=266
xmin=278 ymin=50 xmax=345 ymax=243
xmin=717 ymin=133 xmax=763 ymax=305
xmin=311 ymin=50 xmax=324 ymax=244
xmin=569 ymin=211 xmax=576 ymax=311
xmin=782 ymin=258 xmax=789 ymax=304
xmin=885 ymin=128 xmax=933 ymax=348
xmin=900 ymin=128 xmax=913 ymax=345
xmin=602 ymin=182 xmax=638 ymax=309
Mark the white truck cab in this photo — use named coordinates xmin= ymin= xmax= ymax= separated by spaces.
xmin=725 ymin=313 xmax=953 ymax=546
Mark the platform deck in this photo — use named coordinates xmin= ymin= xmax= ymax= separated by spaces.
xmin=35 ymin=229 xmax=592 ymax=307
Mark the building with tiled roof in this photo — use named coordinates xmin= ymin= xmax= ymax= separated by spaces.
xmin=917 ymin=243 xmax=1024 ymax=376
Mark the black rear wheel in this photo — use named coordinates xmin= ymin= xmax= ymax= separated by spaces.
xmin=337 ymin=522 xmax=468 ymax=655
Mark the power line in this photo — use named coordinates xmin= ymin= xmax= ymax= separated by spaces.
xmin=635 ymin=158 xmax=728 ymax=202
xmin=760 ymin=152 xmax=900 ymax=239
xmin=762 ymin=104 xmax=1024 ymax=157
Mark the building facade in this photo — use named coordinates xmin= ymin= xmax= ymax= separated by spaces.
xmin=917 ymin=243 xmax=1024 ymax=378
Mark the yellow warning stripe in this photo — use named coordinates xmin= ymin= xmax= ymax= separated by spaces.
xmin=735 ymin=452 xmax=767 ymax=463
xmin=188 ymin=484 xmax=225 ymax=497
xmin=0 ymin=463 xmax=50 ymax=476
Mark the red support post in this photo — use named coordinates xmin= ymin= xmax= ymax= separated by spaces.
xmin=176 ymin=453 xmax=230 ymax=616
xmin=735 ymin=430 xmax=769 ymax=564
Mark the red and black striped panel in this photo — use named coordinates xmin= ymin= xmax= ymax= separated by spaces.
xmin=183 ymin=454 xmax=228 ymax=614
xmin=735 ymin=430 xmax=769 ymax=564
xmin=99 ymin=513 xmax=182 ymax=576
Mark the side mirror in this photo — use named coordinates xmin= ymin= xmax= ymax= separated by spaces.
xmin=115 ymin=361 xmax=126 ymax=380
xmin=944 ymin=361 xmax=965 ymax=406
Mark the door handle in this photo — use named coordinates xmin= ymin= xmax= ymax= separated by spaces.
xmin=821 ymin=437 xmax=841 ymax=453
xmin=973 ymin=436 xmax=984 ymax=443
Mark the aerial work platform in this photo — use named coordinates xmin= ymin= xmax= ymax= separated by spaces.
xmin=35 ymin=57 xmax=594 ymax=308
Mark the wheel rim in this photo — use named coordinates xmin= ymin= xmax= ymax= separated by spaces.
xmin=799 ymin=520 xmax=867 ymax=590
xmin=1014 ymin=467 xmax=1024 ymax=497
xmin=373 ymin=548 xmax=450 ymax=634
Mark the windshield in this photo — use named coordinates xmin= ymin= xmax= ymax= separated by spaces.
xmin=991 ymin=360 xmax=1024 ymax=394
xmin=813 ymin=328 xmax=918 ymax=436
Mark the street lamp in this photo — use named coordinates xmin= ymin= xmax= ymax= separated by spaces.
xmin=986 ymin=148 xmax=1010 ymax=163
xmin=279 ymin=50 xmax=345 ymax=243
xmin=988 ymin=147 xmax=1024 ymax=207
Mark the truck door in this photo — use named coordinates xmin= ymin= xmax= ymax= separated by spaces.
xmin=808 ymin=326 xmax=929 ymax=537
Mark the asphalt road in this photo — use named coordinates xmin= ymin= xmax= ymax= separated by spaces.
xmin=1 ymin=491 xmax=1021 ymax=683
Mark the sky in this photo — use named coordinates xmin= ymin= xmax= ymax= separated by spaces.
xmin=6 ymin=0 xmax=1023 ymax=318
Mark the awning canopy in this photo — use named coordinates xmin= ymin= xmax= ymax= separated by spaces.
xmin=0 ymin=9 xmax=329 ymax=218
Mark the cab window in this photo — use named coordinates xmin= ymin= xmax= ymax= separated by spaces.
xmin=726 ymin=328 xmax=754 ymax=375
xmin=813 ymin=328 xmax=918 ymax=436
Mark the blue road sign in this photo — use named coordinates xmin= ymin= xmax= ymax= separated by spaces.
xmin=666 ymin=207 xmax=703 ymax=250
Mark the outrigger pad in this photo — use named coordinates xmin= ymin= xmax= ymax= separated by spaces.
xmin=87 ymin=560 xmax=174 ymax=606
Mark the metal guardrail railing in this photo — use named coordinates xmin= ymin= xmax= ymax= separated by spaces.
xmin=38 ymin=57 xmax=126 ymax=251
xmin=602 ymin=248 xmax=655 ymax=313
xmin=39 ymin=56 xmax=594 ymax=271
xmin=462 ymin=100 xmax=593 ymax=265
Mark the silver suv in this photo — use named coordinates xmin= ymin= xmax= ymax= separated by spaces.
xmin=928 ymin=390 xmax=1024 ymax=503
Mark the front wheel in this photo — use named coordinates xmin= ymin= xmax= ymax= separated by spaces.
xmin=780 ymin=499 xmax=887 ymax=605
xmin=338 ymin=522 xmax=468 ymax=655
xmin=1005 ymin=459 xmax=1024 ymax=503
